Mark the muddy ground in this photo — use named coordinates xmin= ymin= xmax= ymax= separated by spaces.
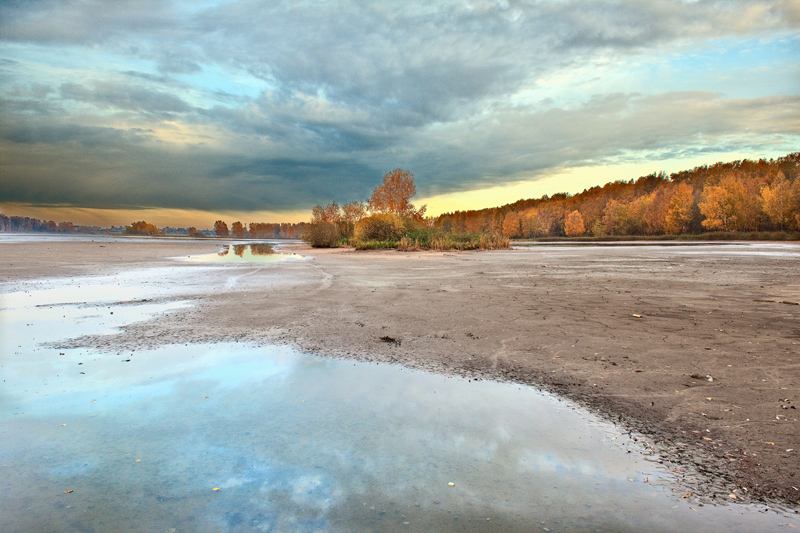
xmin=3 ymin=238 xmax=799 ymax=508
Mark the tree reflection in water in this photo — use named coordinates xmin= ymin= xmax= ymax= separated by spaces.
xmin=250 ymin=243 xmax=275 ymax=256
xmin=218 ymin=248 xmax=229 ymax=257
xmin=233 ymin=244 xmax=247 ymax=257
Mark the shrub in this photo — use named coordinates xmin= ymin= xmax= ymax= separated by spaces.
xmin=301 ymin=222 xmax=342 ymax=248
xmin=354 ymin=213 xmax=405 ymax=242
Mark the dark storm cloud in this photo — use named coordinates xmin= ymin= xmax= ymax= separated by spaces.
xmin=0 ymin=119 xmax=152 ymax=147
xmin=1 ymin=0 xmax=798 ymax=214
xmin=59 ymin=81 xmax=193 ymax=114
xmin=0 ymin=118 xmax=377 ymax=211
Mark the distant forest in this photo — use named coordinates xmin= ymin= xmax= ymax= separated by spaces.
xmin=0 ymin=214 xmax=308 ymax=238
xmin=0 ymin=216 xmax=81 ymax=233
xmin=433 ymin=152 xmax=800 ymax=238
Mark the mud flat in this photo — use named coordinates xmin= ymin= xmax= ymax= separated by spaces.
xmin=2 ymin=236 xmax=799 ymax=510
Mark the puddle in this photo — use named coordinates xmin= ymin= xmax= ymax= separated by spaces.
xmin=1 ymin=258 xmax=796 ymax=532
xmin=183 ymin=243 xmax=303 ymax=263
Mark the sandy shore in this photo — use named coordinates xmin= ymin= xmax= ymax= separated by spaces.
xmin=3 ymin=237 xmax=799 ymax=507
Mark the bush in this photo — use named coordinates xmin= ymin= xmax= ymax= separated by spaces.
xmin=302 ymin=222 xmax=342 ymax=247
xmin=354 ymin=213 xmax=405 ymax=242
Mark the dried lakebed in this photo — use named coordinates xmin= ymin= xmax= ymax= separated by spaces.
xmin=1 ymin=239 xmax=796 ymax=531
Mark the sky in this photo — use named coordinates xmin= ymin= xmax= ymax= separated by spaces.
xmin=1 ymin=0 xmax=798 ymax=228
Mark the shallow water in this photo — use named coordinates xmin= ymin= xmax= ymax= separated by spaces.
xmin=1 ymin=251 xmax=795 ymax=532
xmin=182 ymin=243 xmax=303 ymax=263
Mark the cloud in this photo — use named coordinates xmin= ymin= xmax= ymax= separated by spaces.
xmin=1 ymin=1 xmax=798 ymax=218
xmin=59 ymin=81 xmax=194 ymax=114
xmin=3 ymin=90 xmax=795 ymax=212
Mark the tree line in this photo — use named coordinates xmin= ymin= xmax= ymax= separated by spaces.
xmin=0 ymin=215 xmax=76 ymax=233
xmin=212 ymin=220 xmax=308 ymax=238
xmin=434 ymin=153 xmax=800 ymax=238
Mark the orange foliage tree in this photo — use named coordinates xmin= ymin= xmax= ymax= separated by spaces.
xmin=231 ymin=221 xmax=246 ymax=237
xmin=502 ymin=212 xmax=522 ymax=238
xmin=214 ymin=220 xmax=229 ymax=237
xmin=564 ymin=210 xmax=586 ymax=237
xmin=699 ymin=174 xmax=748 ymax=231
xmin=760 ymin=172 xmax=800 ymax=231
xmin=664 ymin=183 xmax=695 ymax=235
xmin=368 ymin=169 xmax=427 ymax=221
xmin=601 ymin=199 xmax=629 ymax=236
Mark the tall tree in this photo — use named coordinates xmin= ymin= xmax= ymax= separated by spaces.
xmin=664 ymin=183 xmax=695 ymax=235
xmin=231 ymin=221 xmax=246 ymax=237
xmin=214 ymin=220 xmax=229 ymax=237
xmin=760 ymin=172 xmax=798 ymax=231
xmin=699 ymin=173 xmax=747 ymax=231
xmin=602 ymin=199 xmax=630 ymax=235
xmin=368 ymin=169 xmax=427 ymax=220
xmin=502 ymin=211 xmax=522 ymax=238
xmin=340 ymin=201 xmax=367 ymax=236
xmin=564 ymin=210 xmax=586 ymax=237
xmin=311 ymin=202 xmax=341 ymax=224
xmin=627 ymin=194 xmax=652 ymax=235
xmin=643 ymin=188 xmax=671 ymax=235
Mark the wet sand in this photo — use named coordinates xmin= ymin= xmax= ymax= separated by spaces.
xmin=2 ymin=237 xmax=799 ymax=507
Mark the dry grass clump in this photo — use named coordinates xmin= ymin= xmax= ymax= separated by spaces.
xmin=398 ymin=237 xmax=421 ymax=251
xmin=429 ymin=232 xmax=509 ymax=251
xmin=351 ymin=228 xmax=509 ymax=252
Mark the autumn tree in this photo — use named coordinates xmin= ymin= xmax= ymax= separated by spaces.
xmin=214 ymin=220 xmax=229 ymax=237
xmin=522 ymin=208 xmax=547 ymax=237
xmin=466 ymin=212 xmax=487 ymax=233
xmin=230 ymin=221 xmax=246 ymax=237
xmin=760 ymin=172 xmax=799 ymax=230
xmin=564 ymin=210 xmax=586 ymax=237
xmin=341 ymin=201 xmax=367 ymax=236
xmin=626 ymin=194 xmax=653 ymax=235
xmin=699 ymin=173 xmax=748 ymax=231
xmin=502 ymin=211 xmax=522 ymax=238
xmin=643 ymin=187 xmax=671 ymax=235
xmin=601 ymin=199 xmax=630 ymax=235
xmin=311 ymin=202 xmax=342 ymax=224
xmin=664 ymin=183 xmax=695 ymax=235
xmin=250 ymin=222 xmax=277 ymax=238
xmin=368 ymin=169 xmax=427 ymax=221
xmin=125 ymin=220 xmax=159 ymax=236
